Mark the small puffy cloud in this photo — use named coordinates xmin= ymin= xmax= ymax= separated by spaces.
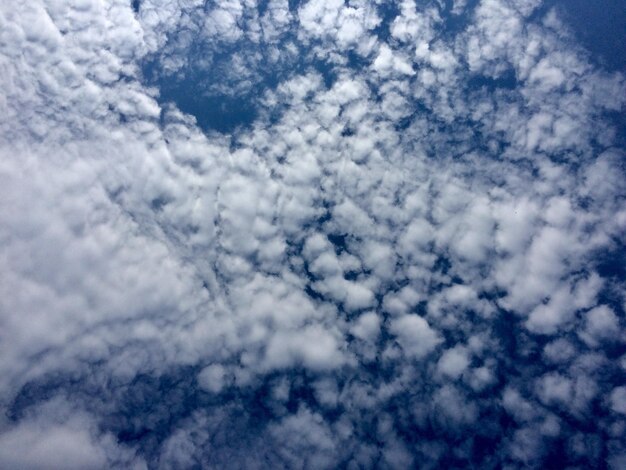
xmin=389 ymin=314 xmax=442 ymax=358
xmin=268 ymin=407 xmax=338 ymax=468
xmin=198 ymin=364 xmax=228 ymax=393
xmin=350 ymin=311 xmax=380 ymax=342
xmin=609 ymin=386 xmax=626 ymax=415
xmin=298 ymin=0 xmax=379 ymax=51
xmin=526 ymin=274 xmax=603 ymax=334
xmin=372 ymin=44 xmax=415 ymax=77
xmin=466 ymin=365 xmax=496 ymax=392
xmin=543 ymin=338 xmax=577 ymax=364
xmin=580 ymin=305 xmax=620 ymax=347
xmin=536 ymin=372 xmax=573 ymax=407
xmin=503 ymin=387 xmax=539 ymax=423
xmin=432 ymin=385 xmax=478 ymax=429
xmin=263 ymin=325 xmax=346 ymax=371
xmin=437 ymin=345 xmax=470 ymax=379
xmin=204 ymin=1 xmax=245 ymax=42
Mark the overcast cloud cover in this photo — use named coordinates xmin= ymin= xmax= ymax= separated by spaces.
xmin=0 ymin=0 xmax=625 ymax=468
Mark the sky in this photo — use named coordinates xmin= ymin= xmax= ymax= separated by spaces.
xmin=0 ymin=0 xmax=625 ymax=468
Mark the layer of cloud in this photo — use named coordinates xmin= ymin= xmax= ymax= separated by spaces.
xmin=0 ymin=0 xmax=624 ymax=468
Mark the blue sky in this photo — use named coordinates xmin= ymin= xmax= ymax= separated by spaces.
xmin=0 ymin=1 xmax=625 ymax=468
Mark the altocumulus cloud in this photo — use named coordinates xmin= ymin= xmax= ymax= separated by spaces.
xmin=0 ymin=0 xmax=625 ymax=468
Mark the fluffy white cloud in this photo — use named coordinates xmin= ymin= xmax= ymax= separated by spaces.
xmin=579 ymin=305 xmax=620 ymax=347
xmin=1 ymin=0 xmax=625 ymax=467
xmin=437 ymin=345 xmax=470 ymax=379
xmin=0 ymin=399 xmax=144 ymax=469
xmin=389 ymin=314 xmax=442 ymax=358
xmin=610 ymin=387 xmax=626 ymax=415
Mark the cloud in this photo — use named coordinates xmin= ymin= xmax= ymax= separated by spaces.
xmin=389 ymin=314 xmax=442 ymax=359
xmin=0 ymin=0 xmax=625 ymax=468
xmin=0 ymin=397 xmax=145 ymax=469
xmin=610 ymin=387 xmax=626 ymax=415
xmin=436 ymin=345 xmax=470 ymax=379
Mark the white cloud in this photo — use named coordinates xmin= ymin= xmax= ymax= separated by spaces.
xmin=298 ymin=0 xmax=380 ymax=51
xmin=580 ymin=305 xmax=620 ymax=347
xmin=0 ymin=399 xmax=145 ymax=469
xmin=1 ymin=0 xmax=625 ymax=467
xmin=198 ymin=364 xmax=228 ymax=393
xmin=432 ymin=385 xmax=478 ymax=428
xmin=263 ymin=324 xmax=347 ymax=371
xmin=389 ymin=314 xmax=442 ymax=358
xmin=610 ymin=386 xmax=626 ymax=415
xmin=536 ymin=372 xmax=573 ymax=407
xmin=437 ymin=345 xmax=470 ymax=379
xmin=0 ymin=422 xmax=109 ymax=470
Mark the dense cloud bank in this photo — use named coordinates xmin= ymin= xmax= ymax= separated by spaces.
xmin=0 ymin=0 xmax=625 ymax=468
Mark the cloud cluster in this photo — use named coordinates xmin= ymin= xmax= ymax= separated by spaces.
xmin=0 ymin=0 xmax=624 ymax=468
